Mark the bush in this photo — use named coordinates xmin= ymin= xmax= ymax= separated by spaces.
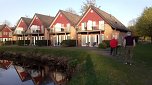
xmin=5 ymin=41 xmax=17 ymax=45
xmin=36 ymin=40 xmax=50 ymax=46
xmin=102 ymin=40 xmax=110 ymax=48
xmin=61 ymin=40 xmax=76 ymax=47
xmin=17 ymin=40 xmax=30 ymax=46
xmin=98 ymin=42 xmax=107 ymax=49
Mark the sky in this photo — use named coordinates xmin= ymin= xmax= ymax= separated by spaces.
xmin=0 ymin=0 xmax=152 ymax=27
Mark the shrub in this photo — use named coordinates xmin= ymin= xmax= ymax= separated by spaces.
xmin=36 ymin=40 xmax=50 ymax=46
xmin=17 ymin=40 xmax=30 ymax=46
xmin=102 ymin=40 xmax=110 ymax=48
xmin=98 ymin=42 xmax=107 ymax=49
xmin=5 ymin=41 xmax=17 ymax=45
xmin=61 ymin=40 xmax=76 ymax=47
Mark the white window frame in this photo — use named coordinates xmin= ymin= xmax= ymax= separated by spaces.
xmin=99 ymin=21 xmax=104 ymax=30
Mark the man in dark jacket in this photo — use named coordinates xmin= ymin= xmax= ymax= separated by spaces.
xmin=123 ymin=32 xmax=136 ymax=65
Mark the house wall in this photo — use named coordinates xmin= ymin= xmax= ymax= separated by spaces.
xmin=18 ymin=19 xmax=28 ymax=30
xmin=77 ymin=8 xmax=107 ymax=29
xmin=50 ymin=13 xmax=69 ymax=28
xmin=30 ymin=16 xmax=43 ymax=33
xmin=44 ymin=28 xmax=49 ymax=40
xmin=1 ymin=26 xmax=12 ymax=38
xmin=70 ymin=26 xmax=76 ymax=40
xmin=78 ymin=8 xmax=105 ymax=25
xmin=104 ymin=24 xmax=113 ymax=40
xmin=12 ymin=36 xmax=17 ymax=41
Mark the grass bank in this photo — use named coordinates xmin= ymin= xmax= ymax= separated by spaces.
xmin=0 ymin=44 xmax=152 ymax=85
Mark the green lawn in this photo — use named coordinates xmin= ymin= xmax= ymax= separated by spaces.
xmin=0 ymin=44 xmax=152 ymax=85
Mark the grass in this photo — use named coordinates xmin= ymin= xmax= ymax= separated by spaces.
xmin=0 ymin=44 xmax=152 ymax=85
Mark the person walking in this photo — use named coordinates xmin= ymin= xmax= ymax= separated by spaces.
xmin=123 ymin=32 xmax=136 ymax=65
xmin=110 ymin=37 xmax=118 ymax=56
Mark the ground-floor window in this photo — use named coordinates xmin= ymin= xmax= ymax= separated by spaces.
xmin=81 ymin=34 xmax=104 ymax=47
xmin=52 ymin=34 xmax=70 ymax=46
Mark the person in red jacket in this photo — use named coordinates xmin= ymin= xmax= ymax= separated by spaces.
xmin=110 ymin=37 xmax=118 ymax=56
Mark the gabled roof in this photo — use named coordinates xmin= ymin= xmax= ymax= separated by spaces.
xmin=78 ymin=5 xmax=129 ymax=32
xmin=21 ymin=17 xmax=32 ymax=26
xmin=60 ymin=10 xmax=81 ymax=26
xmin=15 ymin=17 xmax=32 ymax=32
xmin=0 ymin=24 xmax=6 ymax=31
xmin=50 ymin=10 xmax=81 ymax=27
xmin=0 ymin=60 xmax=13 ymax=70
xmin=0 ymin=24 xmax=12 ymax=31
xmin=10 ymin=26 xmax=16 ymax=31
xmin=34 ymin=13 xmax=54 ymax=28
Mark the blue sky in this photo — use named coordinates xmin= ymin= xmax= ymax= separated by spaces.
xmin=0 ymin=0 xmax=152 ymax=27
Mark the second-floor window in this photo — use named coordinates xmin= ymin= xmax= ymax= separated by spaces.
xmin=81 ymin=22 xmax=86 ymax=31
xmin=55 ymin=23 xmax=64 ymax=32
xmin=15 ymin=27 xmax=23 ymax=34
xmin=81 ymin=21 xmax=97 ymax=31
xmin=31 ymin=25 xmax=40 ymax=33
xmin=99 ymin=21 xmax=104 ymax=30
xmin=87 ymin=20 xmax=92 ymax=30
xmin=3 ymin=32 xmax=7 ymax=35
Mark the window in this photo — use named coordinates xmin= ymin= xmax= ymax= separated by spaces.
xmin=55 ymin=23 xmax=62 ymax=32
xmin=99 ymin=21 xmax=104 ymax=30
xmin=81 ymin=23 xmax=85 ymax=31
xmin=93 ymin=21 xmax=96 ymax=27
xmin=3 ymin=32 xmax=7 ymax=35
xmin=87 ymin=20 xmax=92 ymax=30
xmin=92 ymin=21 xmax=97 ymax=30
xmin=31 ymin=25 xmax=40 ymax=33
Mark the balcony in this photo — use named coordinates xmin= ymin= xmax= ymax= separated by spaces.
xmin=14 ymin=30 xmax=23 ymax=35
xmin=78 ymin=25 xmax=104 ymax=32
xmin=50 ymin=27 xmax=70 ymax=33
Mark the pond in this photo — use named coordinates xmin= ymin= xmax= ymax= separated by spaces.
xmin=0 ymin=58 xmax=67 ymax=85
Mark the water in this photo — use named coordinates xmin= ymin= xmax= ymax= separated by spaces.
xmin=0 ymin=59 xmax=67 ymax=85
xmin=0 ymin=65 xmax=34 ymax=85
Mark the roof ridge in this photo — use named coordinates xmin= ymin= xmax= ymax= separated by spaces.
xmin=60 ymin=10 xmax=80 ymax=17
xmin=35 ymin=13 xmax=53 ymax=17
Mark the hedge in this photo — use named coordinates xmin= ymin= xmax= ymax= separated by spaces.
xmin=5 ymin=41 xmax=16 ymax=45
xmin=17 ymin=40 xmax=30 ymax=46
xmin=36 ymin=40 xmax=50 ymax=46
xmin=61 ymin=40 xmax=76 ymax=47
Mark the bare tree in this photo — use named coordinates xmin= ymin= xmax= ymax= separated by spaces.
xmin=80 ymin=0 xmax=97 ymax=15
xmin=65 ymin=8 xmax=77 ymax=14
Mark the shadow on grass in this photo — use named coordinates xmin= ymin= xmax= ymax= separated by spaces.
xmin=82 ymin=55 xmax=98 ymax=85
